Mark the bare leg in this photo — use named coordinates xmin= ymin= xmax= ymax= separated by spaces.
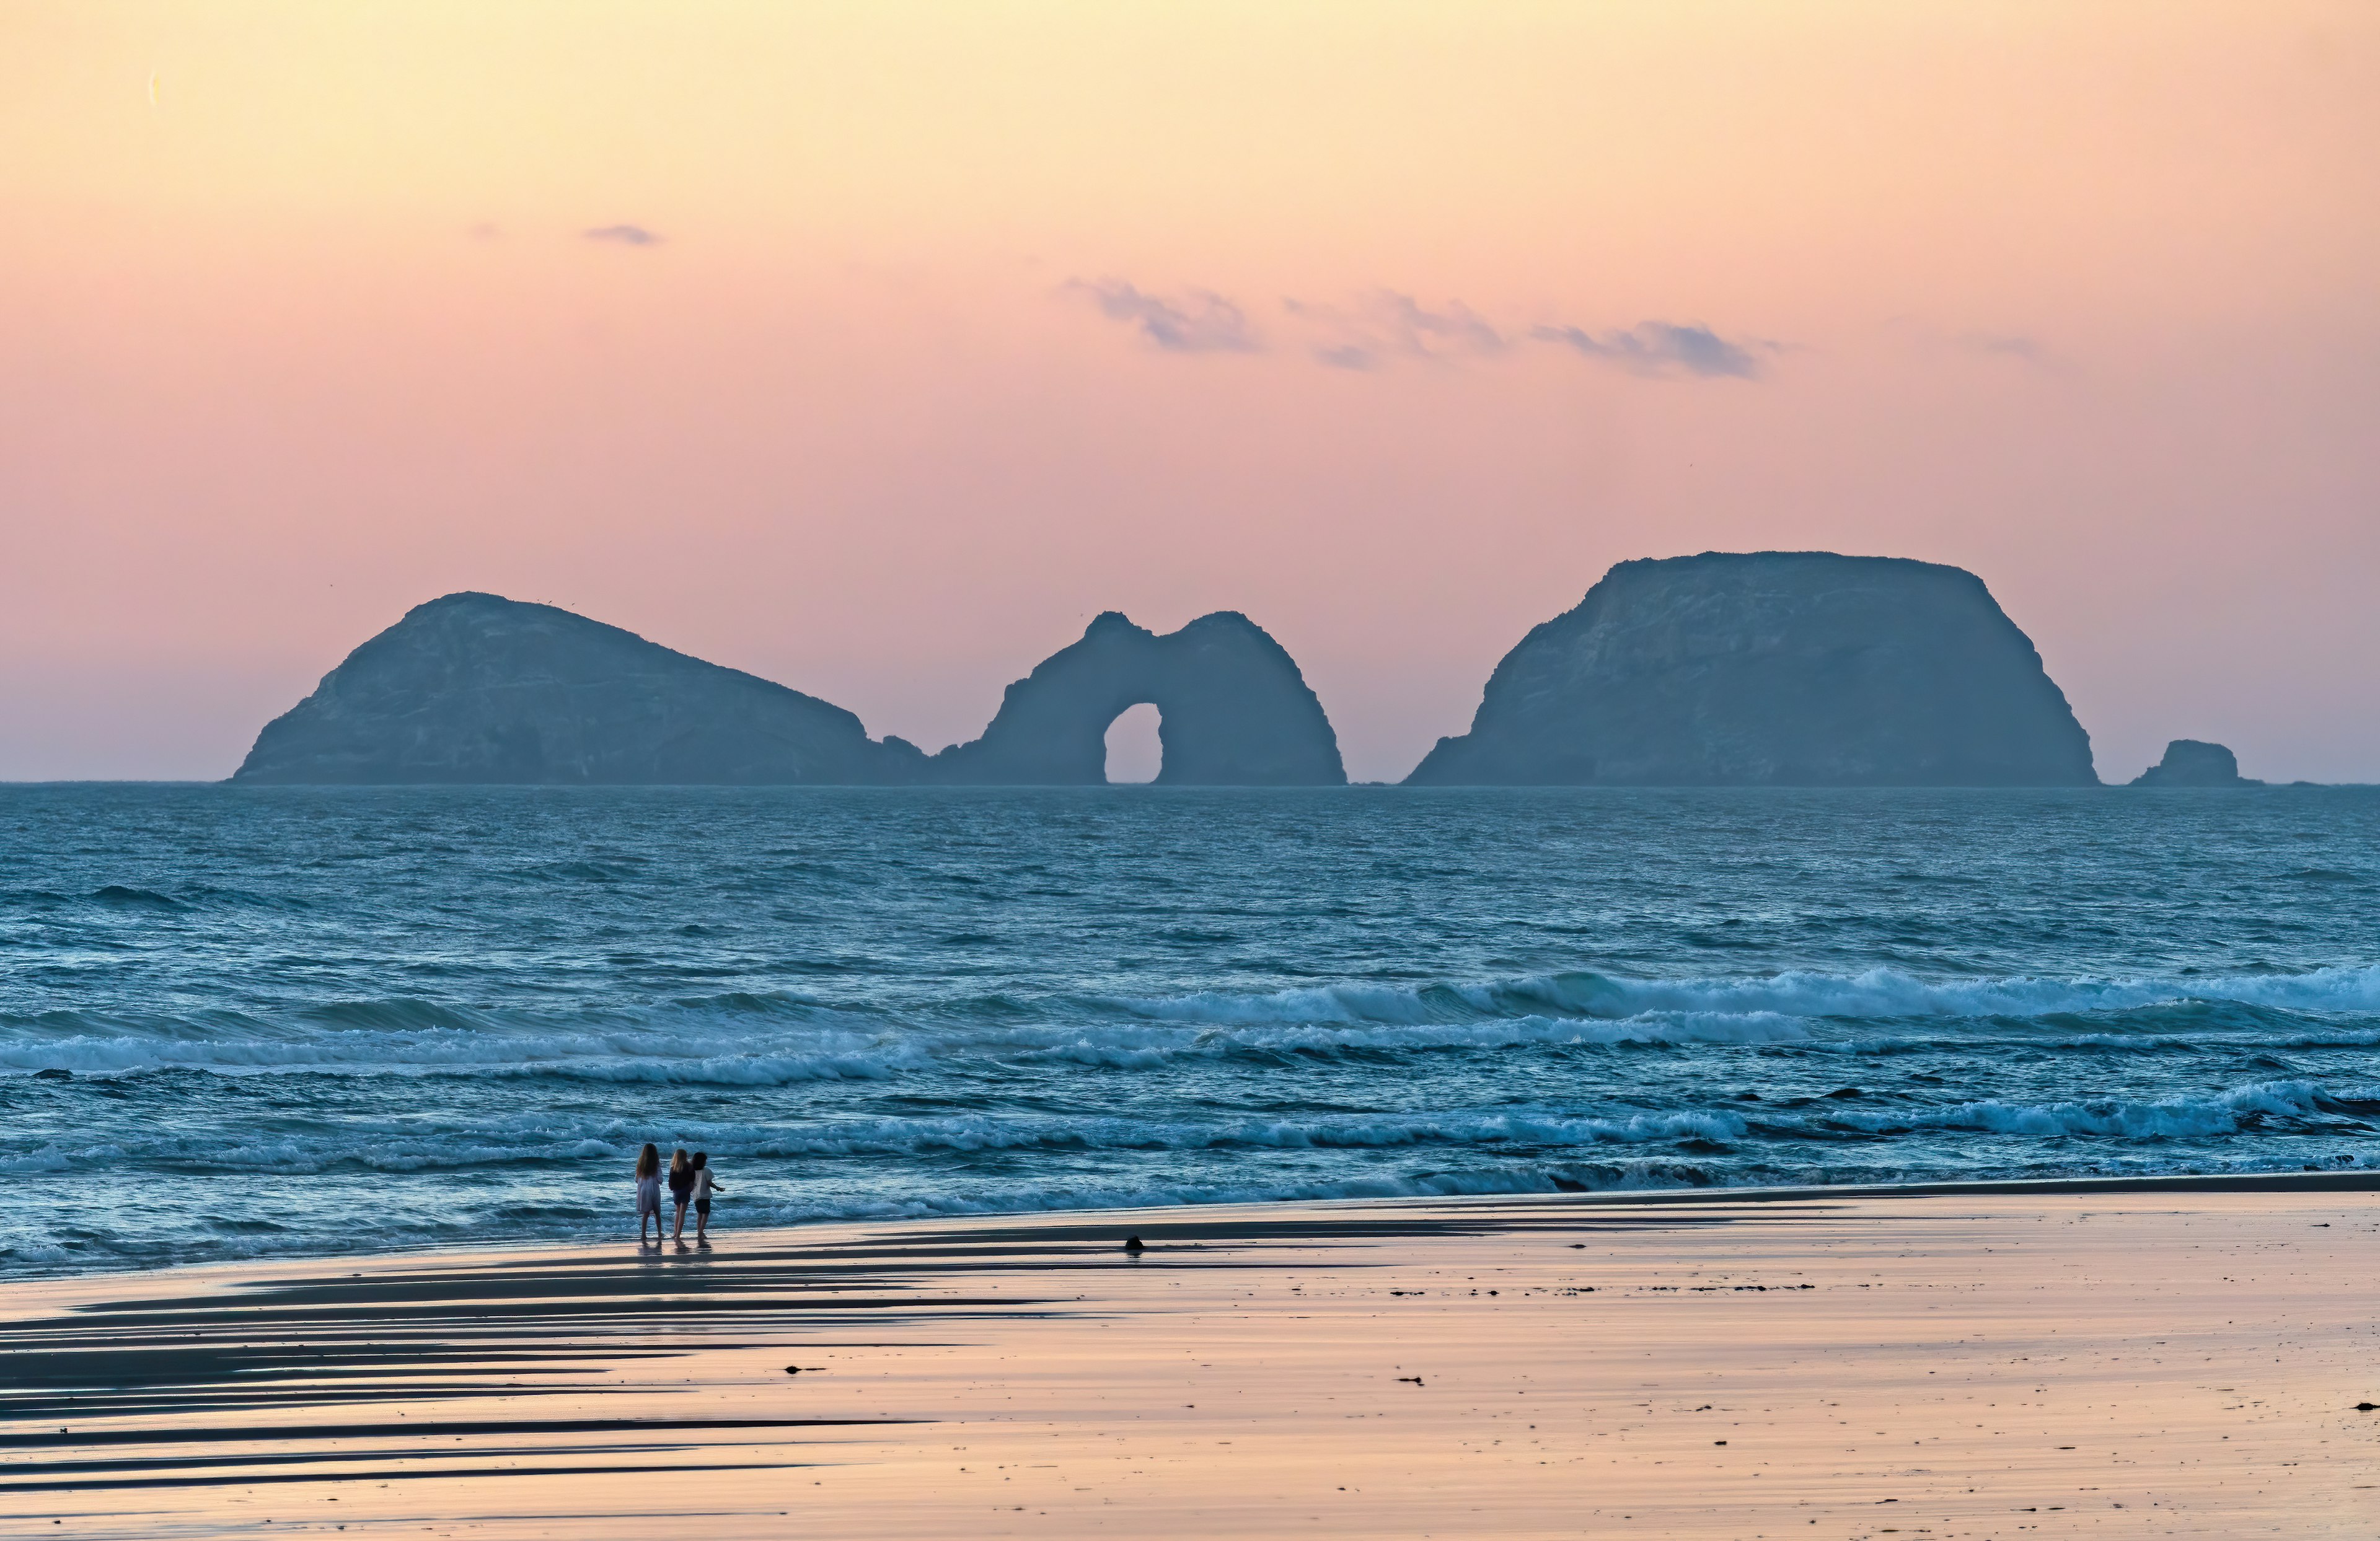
xmin=672 ymin=1202 xmax=686 ymax=1241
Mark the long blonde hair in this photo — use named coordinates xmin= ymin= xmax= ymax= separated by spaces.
xmin=670 ymin=1147 xmax=690 ymax=1176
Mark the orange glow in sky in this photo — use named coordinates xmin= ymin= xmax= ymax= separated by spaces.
xmin=4 ymin=2 xmax=2376 ymax=779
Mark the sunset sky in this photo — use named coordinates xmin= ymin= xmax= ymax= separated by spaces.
xmin=5 ymin=1 xmax=2376 ymax=782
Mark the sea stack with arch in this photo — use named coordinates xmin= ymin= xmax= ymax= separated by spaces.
xmin=228 ymin=595 xmax=1345 ymax=786
xmin=927 ymin=612 xmax=1346 ymax=786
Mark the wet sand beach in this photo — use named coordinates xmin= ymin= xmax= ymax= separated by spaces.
xmin=4 ymin=1177 xmax=2376 ymax=1539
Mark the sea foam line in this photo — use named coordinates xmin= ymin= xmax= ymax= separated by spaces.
xmin=6 ymin=1078 xmax=2369 ymax=1176
xmin=1111 ymin=964 xmax=2380 ymax=1027
xmin=5 ymin=963 xmax=2377 ymax=1082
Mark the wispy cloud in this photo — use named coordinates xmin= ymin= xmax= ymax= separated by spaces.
xmin=1953 ymin=331 xmax=2069 ymax=372
xmin=1289 ymin=291 xmax=1509 ymax=370
xmin=1312 ymin=343 xmax=1378 ymax=372
xmin=1883 ymin=318 xmax=2069 ymax=374
xmin=1531 ymin=321 xmax=1762 ymax=379
xmin=1067 ymin=279 xmax=1261 ymax=353
xmin=583 ymin=224 xmax=664 ymax=247
xmin=1066 ymin=279 xmax=1770 ymax=380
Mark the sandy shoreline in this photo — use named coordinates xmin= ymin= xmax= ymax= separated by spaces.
xmin=5 ymin=1176 xmax=2376 ymax=1538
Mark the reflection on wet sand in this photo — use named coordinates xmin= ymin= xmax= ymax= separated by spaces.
xmin=3 ymin=1177 xmax=2375 ymax=1537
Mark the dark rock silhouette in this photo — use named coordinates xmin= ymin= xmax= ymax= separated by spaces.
xmin=927 ymin=612 xmax=1345 ymax=785
xmin=232 ymin=594 xmax=1344 ymax=787
xmin=2128 ymin=739 xmax=2262 ymax=787
xmin=232 ymin=593 xmax=925 ymax=784
xmin=1407 ymin=551 xmax=2098 ymax=786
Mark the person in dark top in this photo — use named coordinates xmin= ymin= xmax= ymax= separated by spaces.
xmin=667 ymin=1147 xmax=695 ymax=1242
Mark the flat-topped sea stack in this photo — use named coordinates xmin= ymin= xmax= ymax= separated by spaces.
xmin=1407 ymin=551 xmax=2098 ymax=786
xmin=233 ymin=593 xmax=925 ymax=784
xmin=928 ymin=612 xmax=1344 ymax=785
xmin=2128 ymin=740 xmax=2262 ymax=787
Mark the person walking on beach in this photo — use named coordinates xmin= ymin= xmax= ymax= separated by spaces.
xmin=635 ymin=1143 xmax=664 ymax=1244
xmin=690 ymin=1151 xmax=723 ymax=1243
xmin=668 ymin=1147 xmax=696 ymax=1242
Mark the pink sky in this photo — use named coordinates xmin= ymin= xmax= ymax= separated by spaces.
xmin=5 ymin=2 xmax=2377 ymax=782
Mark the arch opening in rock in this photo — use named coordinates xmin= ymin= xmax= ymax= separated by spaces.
xmin=928 ymin=612 xmax=1345 ymax=786
xmin=1103 ymin=701 xmax=1165 ymax=784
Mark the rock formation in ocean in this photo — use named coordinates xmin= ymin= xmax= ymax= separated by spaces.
xmin=233 ymin=593 xmax=927 ymax=784
xmin=927 ymin=612 xmax=1345 ymax=785
xmin=2128 ymin=740 xmax=2262 ymax=787
xmin=1406 ymin=551 xmax=2099 ymax=786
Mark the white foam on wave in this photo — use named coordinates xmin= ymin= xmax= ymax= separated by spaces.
xmin=0 ymin=1024 xmax=931 ymax=1082
xmin=1007 ymin=1010 xmax=1810 ymax=1068
xmin=0 ymin=1009 xmax=1810 ymax=1083
xmin=17 ymin=1073 xmax=2363 ymax=1179
xmin=1796 ymin=1079 xmax=2365 ymax=1140
xmin=1115 ymin=964 xmax=2380 ymax=1028
xmin=0 ymin=1105 xmax=1748 ymax=1175
xmin=5 ymin=964 xmax=2376 ymax=1084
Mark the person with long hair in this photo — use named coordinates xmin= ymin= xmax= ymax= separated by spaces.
xmin=667 ymin=1147 xmax=695 ymax=1242
xmin=634 ymin=1143 xmax=663 ymax=1244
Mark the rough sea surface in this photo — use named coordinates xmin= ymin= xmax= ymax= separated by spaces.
xmin=3 ymin=784 xmax=2376 ymax=1277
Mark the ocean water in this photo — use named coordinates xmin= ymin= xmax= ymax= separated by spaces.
xmin=2 ymin=784 xmax=2376 ymax=1277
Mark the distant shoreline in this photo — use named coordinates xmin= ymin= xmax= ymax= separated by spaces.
xmin=2 ymin=779 xmax=2369 ymax=789
xmin=6 ymin=1168 xmax=2374 ymax=1288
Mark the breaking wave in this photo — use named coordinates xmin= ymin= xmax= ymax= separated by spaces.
xmin=8 ymin=1079 xmax=2369 ymax=1181
xmin=5 ymin=964 xmax=2376 ymax=1084
xmin=1111 ymin=964 xmax=2380 ymax=1028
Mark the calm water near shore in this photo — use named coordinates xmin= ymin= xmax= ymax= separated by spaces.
xmin=2 ymin=784 xmax=2376 ymax=1276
